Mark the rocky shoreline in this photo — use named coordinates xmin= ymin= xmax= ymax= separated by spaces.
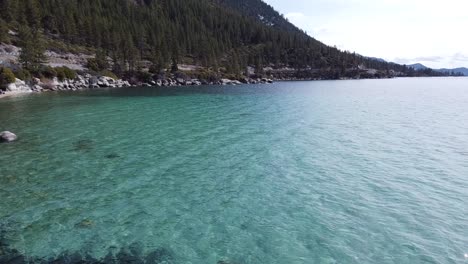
xmin=0 ymin=75 xmax=274 ymax=99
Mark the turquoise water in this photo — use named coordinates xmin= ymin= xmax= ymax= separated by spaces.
xmin=0 ymin=78 xmax=467 ymax=263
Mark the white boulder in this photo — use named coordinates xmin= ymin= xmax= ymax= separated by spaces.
xmin=6 ymin=78 xmax=32 ymax=92
xmin=0 ymin=131 xmax=17 ymax=143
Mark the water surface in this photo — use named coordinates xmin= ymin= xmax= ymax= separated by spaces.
xmin=1 ymin=78 xmax=467 ymax=263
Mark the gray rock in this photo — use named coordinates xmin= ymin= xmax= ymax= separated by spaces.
xmin=240 ymin=77 xmax=250 ymax=84
xmin=0 ymin=131 xmax=17 ymax=143
xmin=89 ymin=76 xmax=98 ymax=85
xmin=220 ymin=78 xmax=232 ymax=85
xmin=32 ymin=77 xmax=42 ymax=85
xmin=97 ymin=79 xmax=109 ymax=87
xmin=32 ymin=85 xmax=43 ymax=92
xmin=6 ymin=78 xmax=32 ymax=92
xmin=260 ymin=78 xmax=273 ymax=84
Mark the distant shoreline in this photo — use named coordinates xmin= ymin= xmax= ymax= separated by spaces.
xmin=2 ymin=75 xmax=467 ymax=100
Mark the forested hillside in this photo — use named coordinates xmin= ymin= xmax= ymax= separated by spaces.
xmin=0 ymin=0 xmax=448 ymax=80
xmin=215 ymin=0 xmax=303 ymax=33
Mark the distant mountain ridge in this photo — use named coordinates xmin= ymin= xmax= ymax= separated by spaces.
xmin=409 ymin=63 xmax=467 ymax=76
xmin=408 ymin=63 xmax=428 ymax=70
xmin=0 ymin=0 xmax=456 ymax=80
xmin=438 ymin=67 xmax=468 ymax=76
xmin=366 ymin=57 xmax=387 ymax=63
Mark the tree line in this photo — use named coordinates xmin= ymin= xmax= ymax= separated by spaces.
xmin=0 ymin=0 xmax=453 ymax=79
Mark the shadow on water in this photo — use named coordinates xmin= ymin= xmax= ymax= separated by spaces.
xmin=0 ymin=230 xmax=244 ymax=264
xmin=0 ymin=233 xmax=176 ymax=264
xmin=71 ymin=140 xmax=123 ymax=160
xmin=104 ymin=153 xmax=121 ymax=159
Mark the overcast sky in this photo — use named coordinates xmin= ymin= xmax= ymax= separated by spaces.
xmin=263 ymin=0 xmax=468 ymax=68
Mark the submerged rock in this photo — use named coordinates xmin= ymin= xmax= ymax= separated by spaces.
xmin=105 ymin=153 xmax=121 ymax=159
xmin=0 ymin=234 xmax=176 ymax=264
xmin=72 ymin=139 xmax=94 ymax=152
xmin=218 ymin=260 xmax=239 ymax=264
xmin=75 ymin=219 xmax=94 ymax=229
xmin=51 ymin=251 xmax=86 ymax=263
xmin=0 ymin=239 xmax=26 ymax=264
xmin=116 ymin=249 xmax=143 ymax=264
xmin=145 ymin=248 xmax=174 ymax=264
xmin=0 ymin=131 xmax=17 ymax=143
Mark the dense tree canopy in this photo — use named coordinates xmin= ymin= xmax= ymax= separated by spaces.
xmin=0 ymin=0 xmax=446 ymax=78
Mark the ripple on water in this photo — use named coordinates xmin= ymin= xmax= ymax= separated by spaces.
xmin=0 ymin=79 xmax=468 ymax=263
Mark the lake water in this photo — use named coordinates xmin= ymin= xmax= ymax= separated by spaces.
xmin=0 ymin=78 xmax=467 ymax=264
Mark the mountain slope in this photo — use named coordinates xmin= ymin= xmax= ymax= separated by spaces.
xmin=0 ymin=0 xmax=444 ymax=79
xmin=215 ymin=0 xmax=304 ymax=33
xmin=408 ymin=63 xmax=429 ymax=71
xmin=438 ymin=67 xmax=468 ymax=76
xmin=409 ymin=63 xmax=466 ymax=76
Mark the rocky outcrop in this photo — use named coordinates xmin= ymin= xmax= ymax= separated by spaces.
xmin=219 ymin=78 xmax=272 ymax=85
xmin=0 ymin=74 xmax=274 ymax=99
xmin=148 ymin=77 xmax=274 ymax=87
xmin=220 ymin=79 xmax=238 ymax=85
xmin=150 ymin=78 xmax=201 ymax=87
xmin=38 ymin=75 xmax=131 ymax=92
xmin=0 ymin=131 xmax=17 ymax=143
xmin=6 ymin=79 xmax=32 ymax=93
xmin=95 ymin=76 xmax=130 ymax=88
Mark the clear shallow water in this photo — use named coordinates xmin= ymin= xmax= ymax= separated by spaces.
xmin=0 ymin=78 xmax=467 ymax=264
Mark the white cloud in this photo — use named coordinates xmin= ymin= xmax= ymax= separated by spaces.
xmin=451 ymin=53 xmax=468 ymax=63
xmin=394 ymin=56 xmax=444 ymax=64
xmin=264 ymin=0 xmax=468 ymax=68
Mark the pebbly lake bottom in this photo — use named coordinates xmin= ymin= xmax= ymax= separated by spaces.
xmin=0 ymin=78 xmax=467 ymax=264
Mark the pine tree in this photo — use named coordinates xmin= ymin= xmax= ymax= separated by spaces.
xmin=25 ymin=0 xmax=41 ymax=29
xmin=170 ymin=57 xmax=179 ymax=73
xmin=0 ymin=18 xmax=9 ymax=43
xmin=0 ymin=0 xmax=18 ymax=23
xmin=0 ymin=0 xmax=422 ymax=78
xmin=87 ymin=50 xmax=109 ymax=72
xmin=255 ymin=55 xmax=264 ymax=76
xmin=18 ymin=27 xmax=46 ymax=71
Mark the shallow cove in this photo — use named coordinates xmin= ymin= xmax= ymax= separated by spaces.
xmin=0 ymin=78 xmax=468 ymax=263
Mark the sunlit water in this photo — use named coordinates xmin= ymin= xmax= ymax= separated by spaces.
xmin=0 ymin=78 xmax=467 ymax=264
